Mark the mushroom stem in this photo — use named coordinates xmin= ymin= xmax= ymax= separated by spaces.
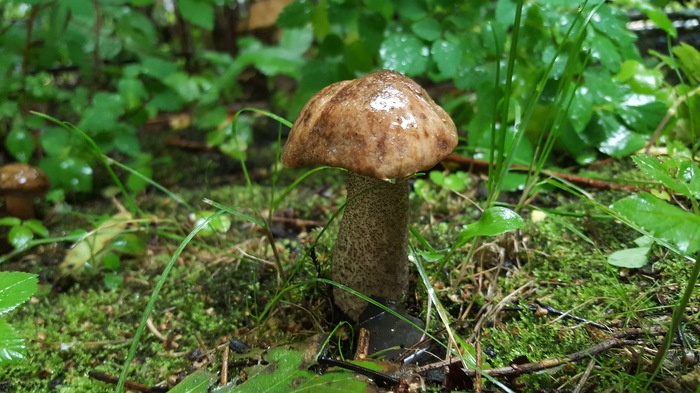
xmin=332 ymin=172 xmax=410 ymax=321
xmin=4 ymin=195 xmax=35 ymax=220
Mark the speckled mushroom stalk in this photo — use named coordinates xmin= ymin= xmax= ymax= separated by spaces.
xmin=332 ymin=173 xmax=410 ymax=320
xmin=282 ymin=70 xmax=457 ymax=321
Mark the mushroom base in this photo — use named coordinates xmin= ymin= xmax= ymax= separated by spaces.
xmin=332 ymin=173 xmax=409 ymax=321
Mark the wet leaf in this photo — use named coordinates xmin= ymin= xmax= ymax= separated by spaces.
xmin=456 ymin=207 xmax=524 ymax=248
xmin=8 ymin=226 xmax=33 ymax=251
xmin=5 ymin=128 xmax=35 ymax=163
xmin=0 ymin=320 xmax=26 ymax=365
xmin=431 ymin=39 xmax=461 ymax=78
xmin=0 ymin=272 xmax=38 ymax=316
xmin=169 ymin=369 xmax=216 ymax=393
xmin=633 ymin=154 xmax=700 ymax=199
xmin=39 ymin=156 xmax=93 ymax=193
xmin=611 ymin=192 xmax=700 ymax=256
xmin=380 ymin=31 xmax=429 ymax=76
xmin=608 ymin=246 xmax=651 ymax=268
xmin=221 ymin=348 xmax=368 ymax=392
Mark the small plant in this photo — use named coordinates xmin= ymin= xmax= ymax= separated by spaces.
xmin=0 ymin=218 xmax=49 ymax=251
xmin=608 ymin=151 xmax=699 ymax=377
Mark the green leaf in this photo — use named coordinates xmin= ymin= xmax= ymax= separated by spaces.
xmin=109 ymin=234 xmax=147 ymax=256
xmin=615 ymin=60 xmax=664 ymax=95
xmin=607 ymin=246 xmax=651 ymax=268
xmin=22 ymin=219 xmax=49 ymax=238
xmin=5 ymin=128 xmax=36 ymax=163
xmin=611 ymin=192 xmax=700 ymax=256
xmin=0 ymin=272 xmax=38 ymax=316
xmin=0 ymin=217 xmax=21 ymax=227
xmin=168 ymin=370 xmax=216 ymax=393
xmin=642 ymin=7 xmax=676 ymax=38
xmin=277 ymin=0 xmax=312 ymax=28
xmin=585 ymin=112 xmax=645 ymax=158
xmin=431 ymin=39 xmax=461 ymax=78
xmin=222 ymin=348 xmax=367 ymax=392
xmin=673 ymin=43 xmax=700 ymax=84
xmin=456 ymin=207 xmax=524 ymax=248
xmin=102 ymin=253 xmax=121 ymax=271
xmin=8 ymin=226 xmax=34 ymax=251
xmin=588 ymin=32 xmax=621 ymax=72
xmin=39 ymin=156 xmax=93 ymax=193
xmin=394 ymin=0 xmax=426 ymax=21
xmin=363 ymin=0 xmax=393 ymax=20
xmin=411 ymin=17 xmax=441 ymax=41
xmin=380 ymin=31 xmax=429 ymax=76
xmin=118 ymin=78 xmax=148 ymax=111
xmin=178 ymin=0 xmax=214 ymax=31
xmin=140 ymin=56 xmax=178 ymax=81
xmin=0 ymin=320 xmax=27 ymax=365
xmin=633 ymin=154 xmax=700 ymax=199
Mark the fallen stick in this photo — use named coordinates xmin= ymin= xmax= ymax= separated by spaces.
xmin=444 ymin=154 xmax=640 ymax=192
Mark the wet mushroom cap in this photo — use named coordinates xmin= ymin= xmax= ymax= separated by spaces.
xmin=0 ymin=163 xmax=50 ymax=197
xmin=281 ymin=70 xmax=458 ymax=179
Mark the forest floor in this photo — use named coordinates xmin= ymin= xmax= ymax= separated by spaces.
xmin=1 ymin=124 xmax=699 ymax=392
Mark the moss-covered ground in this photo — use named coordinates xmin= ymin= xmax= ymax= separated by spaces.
xmin=1 ymin=142 xmax=698 ymax=392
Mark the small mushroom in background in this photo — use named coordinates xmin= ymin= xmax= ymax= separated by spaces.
xmin=0 ymin=163 xmax=51 ymax=220
xmin=282 ymin=70 xmax=458 ymax=320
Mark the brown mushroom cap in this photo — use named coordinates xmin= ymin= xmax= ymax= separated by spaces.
xmin=282 ymin=70 xmax=458 ymax=180
xmin=0 ymin=163 xmax=50 ymax=197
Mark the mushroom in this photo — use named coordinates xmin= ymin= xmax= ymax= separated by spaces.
xmin=0 ymin=163 xmax=51 ymax=220
xmin=282 ymin=70 xmax=458 ymax=320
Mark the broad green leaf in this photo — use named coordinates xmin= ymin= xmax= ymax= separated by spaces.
xmin=118 ymin=78 xmax=147 ymax=111
xmin=39 ymin=156 xmax=93 ymax=193
xmin=411 ymin=17 xmax=441 ymax=41
xmin=310 ymin=0 xmax=330 ymax=40
xmin=395 ymin=0 xmax=426 ymax=21
xmin=277 ymin=0 xmax=312 ymax=28
xmin=673 ymin=43 xmax=700 ymax=84
xmin=164 ymin=72 xmax=202 ymax=103
xmin=615 ymin=60 xmax=664 ymax=95
xmin=588 ymin=32 xmax=621 ymax=72
xmin=5 ymin=128 xmax=35 ymax=163
xmin=0 ymin=217 xmax=21 ymax=227
xmin=379 ymin=32 xmax=429 ymax=76
xmin=607 ymin=246 xmax=651 ymax=268
xmin=222 ymin=348 xmax=367 ymax=392
xmin=456 ymin=207 xmax=524 ymax=248
xmin=0 ymin=320 xmax=26 ymax=365
xmin=22 ymin=219 xmax=49 ymax=238
xmin=615 ymin=97 xmax=667 ymax=134
xmin=168 ymin=370 xmax=216 ymax=393
xmin=586 ymin=112 xmax=645 ymax=158
xmin=633 ymin=154 xmax=699 ymax=199
xmin=611 ymin=192 xmax=700 ymax=255
xmin=140 ymin=56 xmax=178 ymax=81
xmin=39 ymin=127 xmax=76 ymax=157
xmin=8 ymin=226 xmax=33 ymax=250
xmin=0 ymin=272 xmax=38 ymax=316
xmin=363 ymin=0 xmax=393 ymax=20
xmin=431 ymin=39 xmax=461 ymax=78
xmin=178 ymin=0 xmax=214 ymax=31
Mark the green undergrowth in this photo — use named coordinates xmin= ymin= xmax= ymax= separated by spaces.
xmin=2 ymin=155 xmax=698 ymax=391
